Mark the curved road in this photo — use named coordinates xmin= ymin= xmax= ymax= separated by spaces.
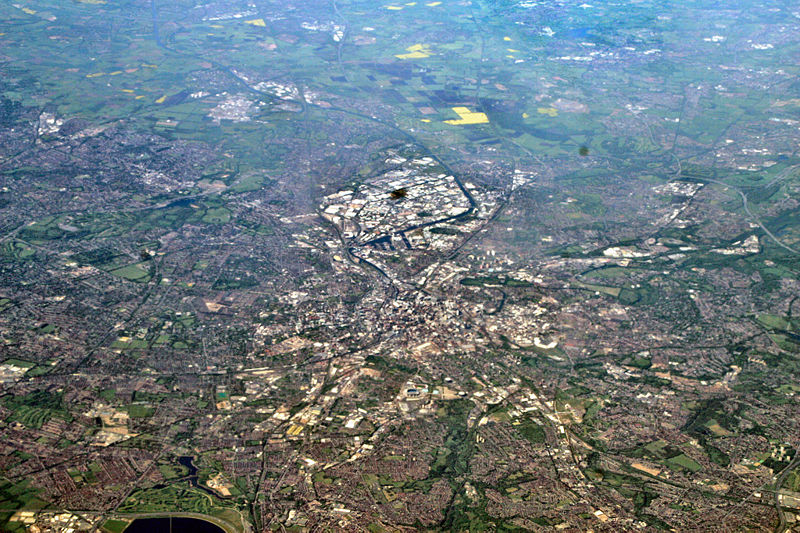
xmin=674 ymin=168 xmax=800 ymax=256
xmin=773 ymin=454 xmax=800 ymax=533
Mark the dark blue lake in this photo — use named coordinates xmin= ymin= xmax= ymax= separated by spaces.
xmin=124 ymin=517 xmax=224 ymax=533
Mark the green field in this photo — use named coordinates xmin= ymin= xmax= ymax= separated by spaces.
xmin=101 ymin=519 xmax=130 ymax=533
xmin=665 ymin=454 xmax=702 ymax=473
xmin=109 ymin=263 xmax=152 ymax=283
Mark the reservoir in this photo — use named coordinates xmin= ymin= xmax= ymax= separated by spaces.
xmin=124 ymin=517 xmax=225 ymax=533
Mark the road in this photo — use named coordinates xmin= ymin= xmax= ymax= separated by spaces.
xmin=674 ymin=170 xmax=800 ymax=256
xmin=773 ymin=454 xmax=800 ymax=533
